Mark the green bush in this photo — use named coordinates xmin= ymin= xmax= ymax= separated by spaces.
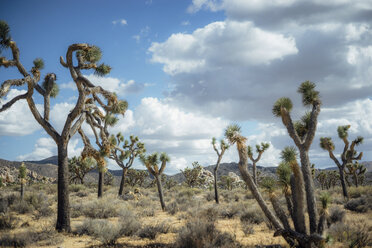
xmin=138 ymin=222 xmax=170 ymax=240
xmin=344 ymin=196 xmax=372 ymax=213
xmin=240 ymin=208 xmax=264 ymax=224
xmin=328 ymin=206 xmax=345 ymax=226
xmin=0 ymin=213 xmax=18 ymax=230
xmin=328 ymin=221 xmax=371 ymax=247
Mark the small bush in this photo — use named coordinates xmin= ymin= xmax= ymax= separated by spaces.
xmin=25 ymin=192 xmax=49 ymax=211
xmin=175 ymin=218 xmax=239 ymax=248
xmin=205 ymin=191 xmax=214 ymax=202
xmin=167 ymin=201 xmax=179 ymax=215
xmin=142 ymin=208 xmax=155 ymax=217
xmin=241 ymin=224 xmax=254 ymax=236
xmin=75 ymin=191 xmax=88 ymax=197
xmin=344 ymin=196 xmax=372 ymax=213
xmin=34 ymin=204 xmax=54 ymax=219
xmin=11 ymin=201 xmax=34 ymax=214
xmin=119 ymin=209 xmax=141 ymax=236
xmin=328 ymin=206 xmax=345 ymax=226
xmin=69 ymin=184 xmax=85 ymax=192
xmin=75 ymin=219 xmax=122 ymax=245
xmin=0 ymin=213 xmax=18 ymax=230
xmin=240 ymin=208 xmax=265 ymax=224
xmin=0 ymin=232 xmax=30 ymax=247
xmin=138 ymin=222 xmax=170 ymax=240
xmin=328 ymin=221 xmax=371 ymax=248
xmin=83 ymin=198 xmax=119 ymax=218
xmin=220 ymin=203 xmax=242 ymax=219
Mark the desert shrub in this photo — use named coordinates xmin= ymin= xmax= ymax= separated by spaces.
xmin=197 ymin=205 xmax=220 ymax=222
xmin=220 ymin=203 xmax=244 ymax=219
xmin=205 ymin=191 xmax=214 ymax=202
xmin=136 ymin=197 xmax=153 ymax=208
xmin=82 ymin=198 xmax=119 ymax=218
xmin=119 ymin=208 xmax=141 ymax=236
xmin=70 ymin=202 xmax=84 ymax=218
xmin=69 ymin=184 xmax=85 ymax=193
xmin=167 ymin=201 xmax=179 ymax=215
xmin=0 ymin=232 xmax=30 ymax=247
xmin=142 ymin=208 xmax=155 ymax=217
xmin=11 ymin=201 xmax=34 ymax=214
xmin=175 ymin=218 xmax=239 ymax=248
xmin=0 ymin=213 xmax=18 ymax=230
xmin=0 ymin=193 xmax=18 ymax=213
xmin=344 ymin=196 xmax=372 ymax=213
xmin=348 ymin=186 xmax=372 ymax=199
xmin=328 ymin=221 xmax=371 ymax=248
xmin=25 ymin=192 xmax=49 ymax=211
xmin=240 ymin=208 xmax=265 ymax=224
xmin=75 ymin=219 xmax=122 ymax=245
xmin=241 ymin=224 xmax=254 ymax=236
xmin=138 ymin=222 xmax=170 ymax=240
xmin=34 ymin=203 xmax=54 ymax=219
xmin=328 ymin=206 xmax=345 ymax=226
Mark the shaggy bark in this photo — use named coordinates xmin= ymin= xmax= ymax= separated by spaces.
xmin=155 ymin=174 xmax=166 ymax=211
xmin=118 ymin=167 xmax=128 ymax=196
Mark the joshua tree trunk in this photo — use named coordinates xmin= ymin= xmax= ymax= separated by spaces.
xmin=339 ymin=167 xmax=349 ymax=198
xmin=270 ymin=194 xmax=290 ymax=230
xmin=213 ymin=168 xmax=219 ymax=204
xmin=80 ymin=177 xmax=84 ymax=185
xmin=118 ymin=167 xmax=128 ymax=196
xmin=353 ymin=171 xmax=359 ymax=187
xmin=284 ymin=193 xmax=294 ymax=222
xmin=155 ymin=174 xmax=166 ymax=211
xmin=20 ymin=182 xmax=24 ymax=201
xmin=56 ymin=142 xmax=71 ymax=232
xmin=317 ymin=213 xmax=326 ymax=235
xmin=290 ymin=173 xmax=306 ymax=235
xmin=98 ymin=170 xmax=104 ymax=198
xmin=252 ymin=162 xmax=257 ymax=185
xmin=300 ymin=150 xmax=318 ymax=234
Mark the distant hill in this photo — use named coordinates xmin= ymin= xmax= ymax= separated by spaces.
xmin=1 ymin=155 xmax=371 ymax=185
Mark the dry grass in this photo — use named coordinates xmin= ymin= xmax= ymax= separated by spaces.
xmin=0 ymin=184 xmax=371 ymax=247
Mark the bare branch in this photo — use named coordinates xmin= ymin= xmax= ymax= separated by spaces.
xmin=303 ymin=102 xmax=321 ymax=150
xmin=281 ymin=108 xmax=302 ymax=147
xmin=0 ymin=92 xmax=27 ymax=112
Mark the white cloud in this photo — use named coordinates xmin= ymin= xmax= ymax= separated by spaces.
xmin=60 ymin=81 xmax=76 ymax=90
xmin=181 ymin=21 xmax=190 ymax=26
xmin=112 ymin=19 xmax=128 ymax=25
xmin=0 ymin=89 xmax=41 ymax=136
xmin=17 ymin=137 xmax=83 ymax=161
xmin=84 ymin=74 xmax=145 ymax=96
xmin=132 ymin=26 xmax=150 ymax=43
xmin=149 ymin=20 xmax=298 ymax=75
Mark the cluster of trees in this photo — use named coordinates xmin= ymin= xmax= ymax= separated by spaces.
xmin=0 ymin=21 xmax=169 ymax=231
xmin=0 ymin=21 xmax=367 ymax=247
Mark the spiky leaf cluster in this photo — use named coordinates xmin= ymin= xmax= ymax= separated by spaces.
xmin=0 ymin=20 xmax=11 ymax=51
xmin=272 ymin=97 xmax=293 ymax=117
xmin=319 ymin=192 xmax=331 ymax=210
xmin=94 ymin=63 xmax=111 ymax=76
xmin=105 ymin=113 xmax=119 ymax=127
xmin=111 ymin=100 xmax=128 ymax=114
xmin=337 ymin=125 xmax=350 ymax=139
xmin=261 ymin=176 xmax=276 ymax=193
xmin=78 ymin=46 xmax=102 ymax=63
xmin=224 ymin=124 xmax=244 ymax=144
xmin=354 ymin=136 xmax=364 ymax=145
xmin=18 ymin=163 xmax=26 ymax=179
xmin=297 ymin=81 xmax=320 ymax=106
xmin=33 ymin=58 xmax=44 ymax=70
xmin=256 ymin=142 xmax=270 ymax=152
xmin=247 ymin=145 xmax=253 ymax=157
xmin=160 ymin=152 xmax=170 ymax=163
xmin=320 ymin=137 xmax=335 ymax=151
xmin=294 ymin=112 xmax=311 ymax=138
xmin=276 ymin=162 xmax=292 ymax=186
xmin=42 ymin=75 xmax=59 ymax=98
xmin=280 ymin=146 xmax=298 ymax=164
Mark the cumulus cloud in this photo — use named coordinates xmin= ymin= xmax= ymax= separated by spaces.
xmin=149 ymin=20 xmax=298 ymax=75
xmin=17 ymin=137 xmax=83 ymax=161
xmin=0 ymin=89 xmax=41 ymax=136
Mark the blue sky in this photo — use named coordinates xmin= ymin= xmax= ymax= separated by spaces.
xmin=1 ymin=0 xmax=372 ymax=174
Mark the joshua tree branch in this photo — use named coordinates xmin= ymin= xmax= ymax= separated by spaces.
xmin=280 ymin=108 xmax=302 ymax=147
xmin=0 ymin=92 xmax=27 ymax=112
xmin=303 ymin=102 xmax=321 ymax=150
xmin=69 ymin=112 xmax=87 ymax=138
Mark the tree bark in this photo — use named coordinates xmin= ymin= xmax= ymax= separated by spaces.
xmin=56 ymin=142 xmax=71 ymax=232
xmin=284 ymin=193 xmax=294 ymax=223
xmin=214 ymin=166 xmax=219 ymax=204
xmin=155 ymin=174 xmax=166 ymax=211
xmin=299 ymin=150 xmax=318 ymax=234
xmin=118 ymin=167 xmax=128 ymax=196
xmin=290 ymin=174 xmax=306 ymax=234
xmin=253 ymin=162 xmax=257 ymax=185
xmin=338 ymin=167 xmax=348 ymax=198
xmin=98 ymin=171 xmax=103 ymax=198
xmin=20 ymin=182 xmax=24 ymax=201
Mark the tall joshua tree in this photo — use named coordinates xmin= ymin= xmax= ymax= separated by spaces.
xmin=248 ymin=142 xmax=270 ymax=185
xmin=345 ymin=161 xmax=366 ymax=187
xmin=109 ymin=133 xmax=146 ymax=196
xmin=272 ymin=81 xmax=320 ymax=234
xmin=320 ymin=125 xmax=363 ymax=197
xmin=0 ymin=21 xmax=119 ymax=231
xmin=211 ymin=137 xmax=229 ymax=204
xmin=140 ymin=152 xmax=169 ymax=211
xmin=19 ymin=162 xmax=27 ymax=201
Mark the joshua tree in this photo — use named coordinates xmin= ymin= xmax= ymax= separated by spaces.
xmin=0 ymin=21 xmax=124 ymax=231
xmin=317 ymin=192 xmax=331 ymax=235
xmin=68 ymin=156 xmax=96 ymax=184
xmin=272 ymin=81 xmax=320 ymax=234
xmin=140 ymin=152 xmax=169 ymax=211
xmin=276 ymin=162 xmax=294 ymax=222
xmin=320 ymin=125 xmax=363 ymax=197
xmin=126 ymin=169 xmax=148 ymax=187
xmin=18 ymin=163 xmax=27 ymax=200
xmin=225 ymin=126 xmax=324 ymax=246
xmin=181 ymin=161 xmax=205 ymax=188
xmin=104 ymin=171 xmax=114 ymax=186
xmin=248 ymin=142 xmax=269 ymax=185
xmin=211 ymin=137 xmax=229 ymax=204
xmin=109 ymin=133 xmax=145 ymax=196
xmin=345 ymin=161 xmax=366 ymax=187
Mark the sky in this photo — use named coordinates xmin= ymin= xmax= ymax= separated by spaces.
xmin=0 ymin=0 xmax=371 ymax=175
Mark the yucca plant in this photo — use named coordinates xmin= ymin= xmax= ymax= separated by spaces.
xmin=68 ymin=156 xmax=96 ymax=184
xmin=246 ymin=143 xmax=269 ymax=186
xmin=211 ymin=137 xmax=229 ymax=204
xmin=272 ymin=81 xmax=320 ymax=235
xmin=140 ymin=152 xmax=170 ymax=211
xmin=109 ymin=133 xmax=146 ymax=196
xmin=18 ymin=163 xmax=27 ymax=201
xmin=319 ymin=125 xmax=364 ymax=197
